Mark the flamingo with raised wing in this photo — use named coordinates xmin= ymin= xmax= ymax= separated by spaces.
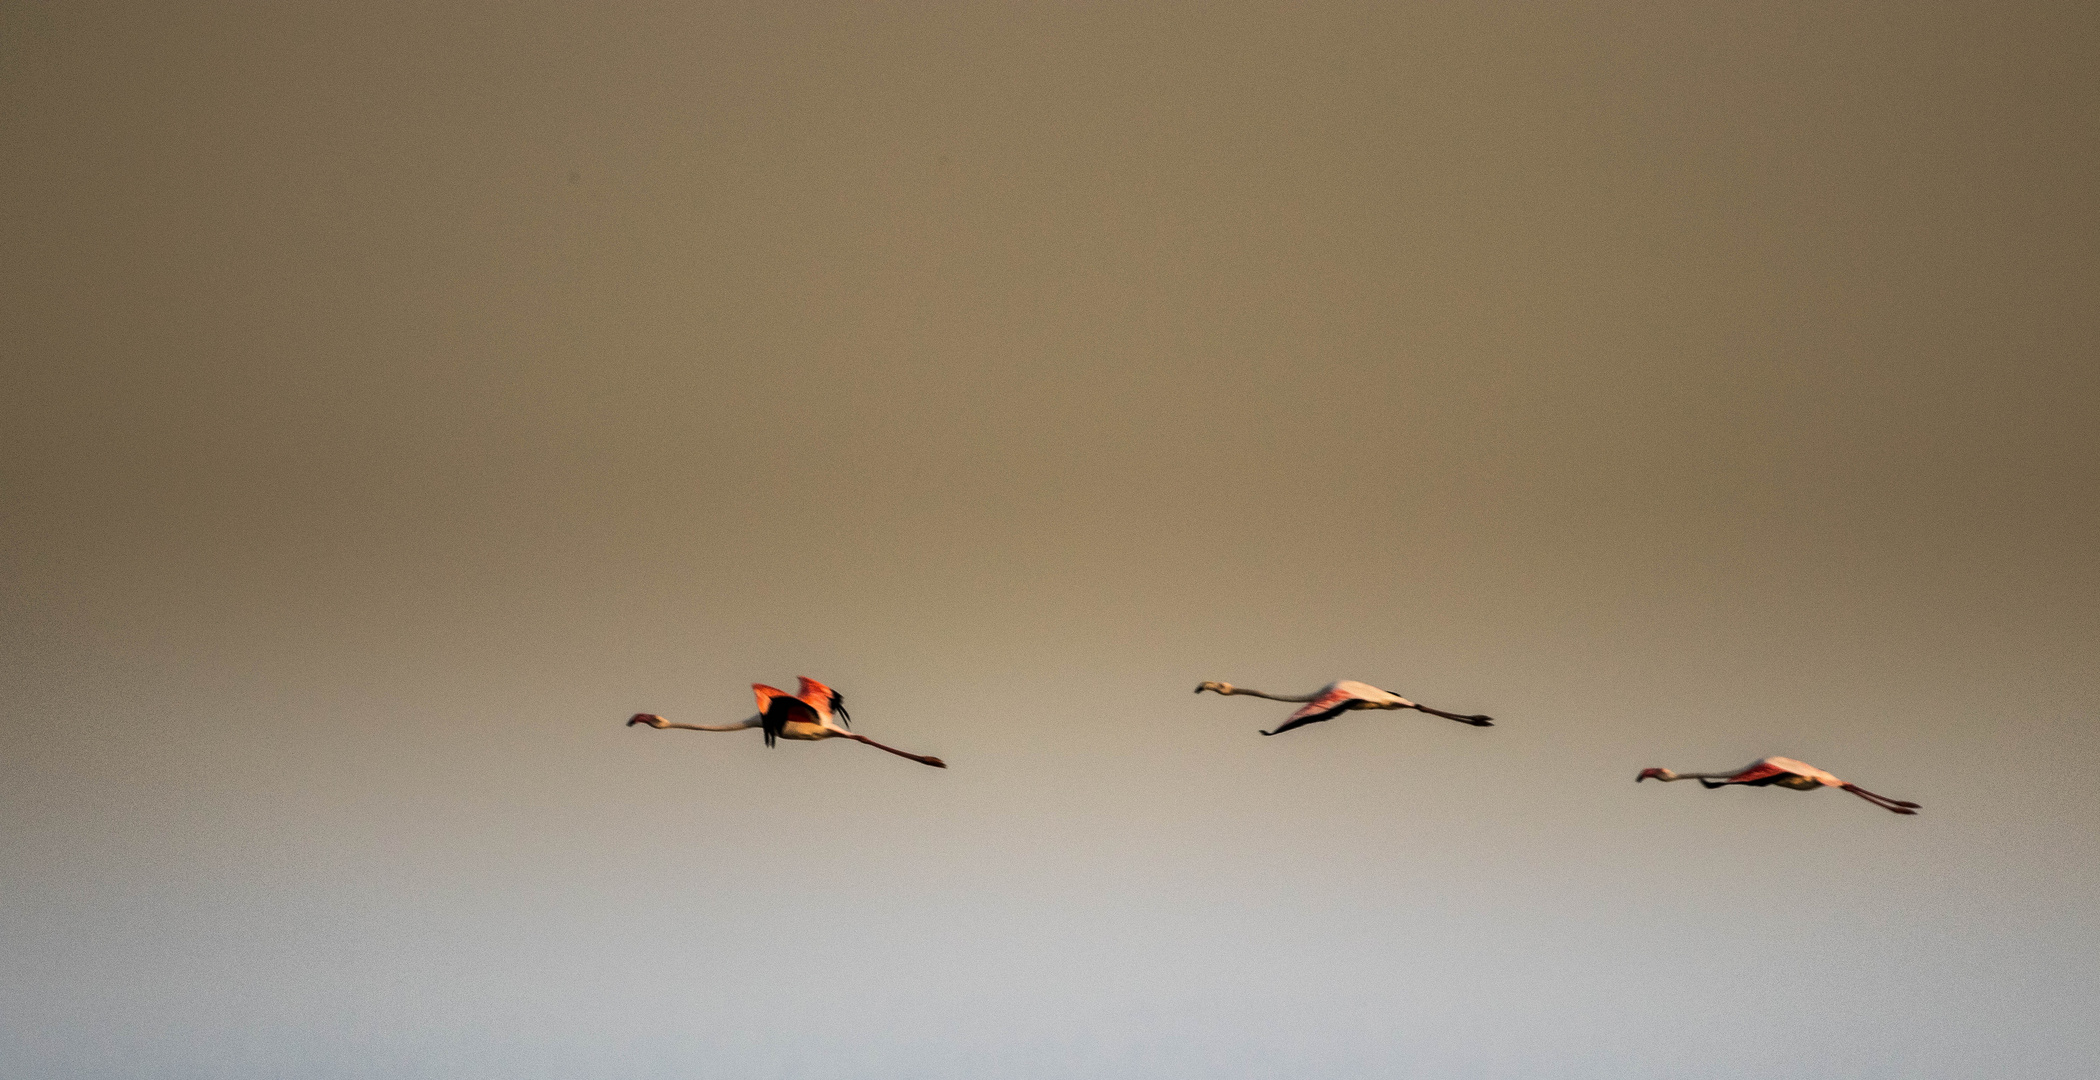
xmin=1194 ymin=679 xmax=1493 ymax=735
xmin=628 ymin=677 xmax=946 ymax=768
xmin=1637 ymin=757 xmax=1917 ymax=814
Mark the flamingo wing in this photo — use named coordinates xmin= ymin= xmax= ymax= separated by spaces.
xmin=1263 ymin=685 xmax=1365 ymax=736
xmin=795 ymin=676 xmax=848 ymax=728
xmin=1757 ymin=757 xmax=1842 ymax=786
xmin=754 ymin=684 xmax=818 ymax=747
xmin=1701 ymin=758 xmax=1801 ymax=788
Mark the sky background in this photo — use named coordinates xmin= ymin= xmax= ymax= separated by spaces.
xmin=4 ymin=2 xmax=2097 ymax=1077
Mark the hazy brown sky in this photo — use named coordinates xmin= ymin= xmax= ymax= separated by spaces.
xmin=5 ymin=2 xmax=2096 ymax=1077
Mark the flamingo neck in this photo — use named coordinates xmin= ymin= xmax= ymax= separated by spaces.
xmin=1227 ymin=687 xmax=1319 ymax=703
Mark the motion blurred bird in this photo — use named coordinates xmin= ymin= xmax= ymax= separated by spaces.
xmin=1194 ymin=679 xmax=1493 ymax=735
xmin=1637 ymin=756 xmax=1917 ymax=814
xmin=628 ymin=677 xmax=946 ymax=768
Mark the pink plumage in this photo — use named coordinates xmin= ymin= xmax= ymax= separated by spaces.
xmin=1194 ymin=678 xmax=1494 ymax=735
xmin=1636 ymin=756 xmax=1918 ymax=813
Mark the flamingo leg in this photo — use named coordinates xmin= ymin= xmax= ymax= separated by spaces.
xmin=1409 ymin=703 xmax=1494 ymax=727
xmin=1841 ymin=783 xmax=1919 ymax=809
xmin=1841 ymin=783 xmax=1919 ymax=813
xmin=844 ymin=733 xmax=947 ymax=769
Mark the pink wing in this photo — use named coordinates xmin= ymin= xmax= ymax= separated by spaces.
xmin=753 ymin=683 xmax=820 ymax=748
xmin=795 ymin=676 xmax=838 ymax=711
xmin=752 ymin=683 xmax=791 ymax=713
xmin=1283 ymin=685 xmax=1361 ymax=725
xmin=1723 ymin=759 xmax=1797 ymax=785
xmin=1263 ymin=685 xmax=1368 ymax=735
xmin=795 ymin=676 xmax=848 ymax=727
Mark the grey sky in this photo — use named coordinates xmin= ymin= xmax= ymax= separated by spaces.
xmin=4 ymin=2 xmax=2096 ymax=1077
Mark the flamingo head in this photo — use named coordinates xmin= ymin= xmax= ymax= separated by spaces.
xmin=1194 ymin=681 xmax=1233 ymax=695
xmin=1636 ymin=767 xmax=1675 ymax=783
xmin=628 ymin=713 xmax=669 ymax=728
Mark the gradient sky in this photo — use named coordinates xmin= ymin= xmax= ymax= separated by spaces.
xmin=5 ymin=3 xmax=2097 ymax=1077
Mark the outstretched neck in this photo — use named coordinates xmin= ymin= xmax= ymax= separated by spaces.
xmin=629 ymin=713 xmax=763 ymax=732
xmin=1640 ymin=769 xmax=1732 ymax=782
xmin=1212 ymin=684 xmax=1318 ymax=703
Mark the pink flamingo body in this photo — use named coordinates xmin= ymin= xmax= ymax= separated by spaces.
xmin=628 ymin=677 xmax=945 ymax=768
xmin=1637 ymin=756 xmax=1918 ymax=814
xmin=1194 ymin=679 xmax=1493 ymax=736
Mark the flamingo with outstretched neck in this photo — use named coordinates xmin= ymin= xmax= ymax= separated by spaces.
xmin=1194 ymin=680 xmax=1493 ymax=735
xmin=1637 ymin=757 xmax=1917 ymax=814
xmin=629 ymin=677 xmax=945 ymax=768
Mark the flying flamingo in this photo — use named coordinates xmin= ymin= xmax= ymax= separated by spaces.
xmin=1194 ymin=679 xmax=1493 ymax=735
xmin=628 ymin=677 xmax=946 ymax=768
xmin=1636 ymin=757 xmax=1917 ymax=814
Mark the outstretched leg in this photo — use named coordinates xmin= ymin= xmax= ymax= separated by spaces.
xmin=1409 ymin=703 xmax=1494 ymax=727
xmin=844 ymin=733 xmax=947 ymax=768
xmin=1841 ymin=783 xmax=1919 ymax=814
